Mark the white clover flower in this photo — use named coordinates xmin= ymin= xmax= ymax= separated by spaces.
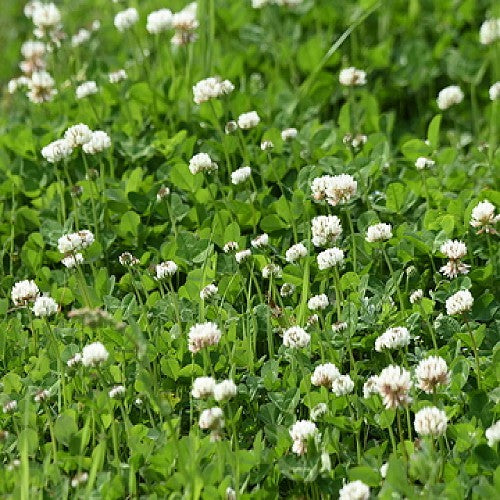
xmin=81 ymin=342 xmax=109 ymax=367
xmin=25 ymin=1 xmax=42 ymax=19
xmin=109 ymin=69 xmax=127 ymax=84
xmin=27 ymin=70 xmax=56 ymax=103
xmin=34 ymin=389 xmax=50 ymax=403
xmin=339 ymin=480 xmax=370 ymax=500
xmin=155 ymin=261 xmax=177 ymax=279
xmin=118 ymin=252 xmax=139 ymax=267
xmin=237 ymin=111 xmax=260 ymax=130
xmin=366 ymin=223 xmax=392 ymax=243
xmin=311 ymin=215 xmax=342 ymax=247
xmin=199 ymin=407 xmax=224 ymax=431
xmin=62 ymin=253 xmax=84 ymax=268
xmin=11 ymin=280 xmax=40 ymax=306
xmin=281 ymin=127 xmax=298 ymax=141
xmin=71 ymin=472 xmax=89 ymax=488
xmin=351 ymin=134 xmax=367 ymax=148
xmin=310 ymin=402 xmax=328 ymax=421
xmin=283 ymin=326 xmax=310 ymax=348
xmin=308 ymin=294 xmax=329 ymax=311
xmin=235 ymin=249 xmax=251 ymax=263
xmin=285 ymin=243 xmax=307 ymax=263
xmin=147 ymin=9 xmax=173 ymax=34
xmin=41 ymin=138 xmax=73 ymax=163
xmin=57 ymin=230 xmax=94 ymax=254
xmin=76 ymin=81 xmax=98 ymax=99
xmin=415 ymin=157 xmax=435 ymax=170
xmin=470 ymin=200 xmax=499 ymax=234
xmin=414 ymin=407 xmax=448 ymax=437
xmin=172 ymin=3 xmax=199 ymax=31
xmin=260 ymin=140 xmax=274 ymax=151
xmin=332 ymin=321 xmax=347 ymax=333
xmin=489 ymin=82 xmax=500 ymax=101
xmin=262 ymin=263 xmax=282 ymax=279
xmin=311 ymin=175 xmax=334 ymax=202
xmin=331 ymin=374 xmax=354 ymax=396
xmin=189 ymin=152 xmax=218 ymax=174
xmin=280 ymin=283 xmax=296 ymax=297
xmin=311 ymin=363 xmax=340 ymax=387
xmin=214 ymin=380 xmax=237 ymax=401
xmin=446 ymin=290 xmax=473 ymax=315
xmin=8 ymin=77 xmax=29 ymax=94
xmin=109 ymin=385 xmax=125 ymax=399
xmin=437 ymin=85 xmax=464 ymax=110
xmin=410 ymin=289 xmax=424 ymax=304
xmin=200 ymin=283 xmax=218 ymax=300
xmin=71 ymin=28 xmax=91 ymax=47
xmin=251 ymin=233 xmax=269 ymax=248
xmin=32 ymin=2 xmax=61 ymax=32
xmin=289 ymin=420 xmax=318 ymax=455
xmin=324 ymin=174 xmax=357 ymax=206
xmin=339 ymin=67 xmax=366 ymax=86
xmin=67 ymin=353 xmax=82 ymax=368
xmin=3 ymin=401 xmax=17 ymax=414
xmin=32 ymin=295 xmax=58 ymax=317
xmin=191 ymin=377 xmax=216 ymax=399
xmin=376 ymin=365 xmax=412 ymax=409
xmin=192 ymin=77 xmax=234 ymax=104
xmin=114 ymin=8 xmax=139 ymax=31
xmin=188 ymin=322 xmax=222 ymax=353
xmin=82 ymin=131 xmax=111 ymax=154
xmin=231 ymin=166 xmax=251 ymax=185
xmin=156 ymin=186 xmax=170 ymax=201
xmin=64 ymin=124 xmax=92 ymax=148
xmin=252 ymin=0 xmax=272 ymax=7
xmin=223 ymin=241 xmax=239 ymax=253
xmin=479 ymin=19 xmax=500 ymax=45
xmin=416 ymin=356 xmax=450 ymax=394
xmin=307 ymin=314 xmax=319 ymax=326
xmin=21 ymin=40 xmax=46 ymax=59
xmin=439 ymin=240 xmax=470 ymax=278
xmin=375 ymin=327 xmax=410 ymax=352
xmin=485 ymin=420 xmax=500 ymax=447
xmin=317 ymin=247 xmax=344 ymax=270
xmin=363 ymin=375 xmax=379 ymax=398
xmin=226 ymin=487 xmax=236 ymax=500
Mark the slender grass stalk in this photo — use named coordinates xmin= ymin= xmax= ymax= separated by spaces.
xmin=464 ymin=316 xmax=482 ymax=389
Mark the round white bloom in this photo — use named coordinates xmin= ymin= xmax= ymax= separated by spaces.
xmin=331 ymin=374 xmax=354 ymax=396
xmin=41 ymin=139 xmax=73 ymax=163
xmin=285 ymin=243 xmax=307 ymax=263
xmin=64 ymin=124 xmax=92 ymax=148
xmin=231 ymin=166 xmax=251 ymax=185
xmin=32 ymin=296 xmax=58 ymax=317
xmin=27 ymin=71 xmax=56 ymax=103
xmin=62 ymin=253 xmax=84 ymax=268
xmin=71 ymin=472 xmax=88 ymax=488
xmin=339 ymin=67 xmax=366 ymax=86
xmin=339 ymin=480 xmax=370 ymax=500
xmin=485 ymin=420 xmax=500 ymax=447
xmin=310 ymin=402 xmax=328 ymax=421
xmin=376 ymin=365 xmax=412 ymax=409
xmin=262 ymin=263 xmax=282 ymax=279
xmin=410 ymin=289 xmax=424 ymax=304
xmin=25 ymin=1 xmax=42 ymax=19
xmin=280 ymin=283 xmax=296 ymax=297
xmin=82 ymin=131 xmax=111 ymax=154
xmin=311 ymin=175 xmax=334 ymax=202
xmin=317 ymin=247 xmax=344 ymax=270
xmin=415 ymin=157 xmax=435 ymax=170
xmin=416 ymin=356 xmax=450 ymax=394
xmin=32 ymin=2 xmax=60 ymax=30
xmin=189 ymin=152 xmax=218 ymax=174
xmin=251 ymin=233 xmax=269 ymax=248
xmin=34 ymin=389 xmax=50 ymax=403
xmin=366 ymin=223 xmax=392 ymax=243
xmin=479 ymin=19 xmax=500 ymax=45
xmin=470 ymin=200 xmax=499 ymax=233
xmin=351 ymin=134 xmax=367 ymax=148
xmin=308 ymin=294 xmax=329 ymax=311
xmin=188 ymin=322 xmax=222 ymax=353
xmin=199 ymin=407 xmax=224 ymax=431
xmin=119 ymin=252 xmax=139 ymax=267
xmin=156 ymin=186 xmax=170 ymax=201
xmin=172 ymin=3 xmax=199 ymax=32
xmin=237 ymin=111 xmax=260 ymax=130
xmin=11 ymin=280 xmax=40 ymax=306
xmin=81 ymin=342 xmax=109 ymax=367
xmin=440 ymin=240 xmax=467 ymax=260
xmin=57 ymin=230 xmax=94 ymax=254
xmin=21 ymin=40 xmax=45 ymax=59
xmin=289 ymin=420 xmax=317 ymax=455
xmin=281 ymin=127 xmax=298 ymax=141
xmin=223 ymin=241 xmax=239 ymax=253
xmin=260 ymin=140 xmax=274 ymax=151
xmin=147 ymin=9 xmax=173 ymax=34
xmin=363 ymin=375 xmax=379 ymax=398
xmin=191 ymin=377 xmax=216 ymax=399
xmin=109 ymin=69 xmax=127 ymax=83
xmin=192 ymin=77 xmax=234 ymax=104
xmin=3 ymin=400 xmax=17 ymax=413
xmin=108 ymin=385 xmax=125 ymax=398
xmin=155 ymin=261 xmax=177 ymax=280
xmin=375 ymin=327 xmax=410 ymax=352
xmin=283 ymin=326 xmax=310 ymax=348
xmin=71 ymin=28 xmax=91 ymax=47
xmin=76 ymin=81 xmax=98 ymax=99
xmin=252 ymin=0 xmax=272 ymax=7
xmin=414 ymin=407 xmax=448 ymax=437
xmin=489 ymin=82 xmax=500 ymax=101
xmin=437 ymin=85 xmax=464 ymax=110
xmin=332 ymin=321 xmax=348 ymax=332
xmin=311 ymin=215 xmax=342 ymax=247
xmin=311 ymin=363 xmax=340 ymax=387
xmin=214 ymin=380 xmax=237 ymax=401
xmin=200 ymin=283 xmax=218 ymax=300
xmin=446 ymin=290 xmax=473 ymax=315
xmin=324 ymin=174 xmax=357 ymax=206
xmin=235 ymin=249 xmax=251 ymax=263
xmin=114 ymin=8 xmax=139 ymax=32
xmin=8 ymin=77 xmax=29 ymax=94
xmin=67 ymin=353 xmax=82 ymax=367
